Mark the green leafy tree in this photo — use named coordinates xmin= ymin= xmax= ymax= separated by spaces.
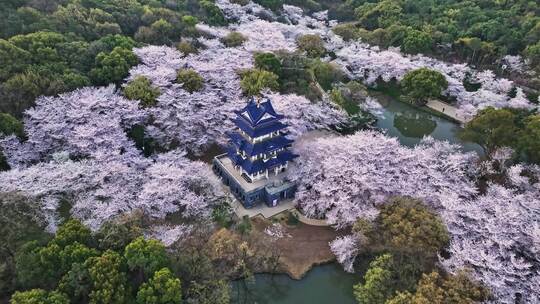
xmin=221 ymin=32 xmax=247 ymax=47
xmin=90 ymin=35 xmax=136 ymax=55
xmin=182 ymin=15 xmax=198 ymax=27
xmin=11 ymin=289 xmax=69 ymax=304
xmin=254 ymin=52 xmax=282 ymax=76
xmin=236 ymin=215 xmax=252 ymax=235
xmin=59 ymin=243 xmax=99 ymax=274
xmin=136 ymin=268 xmax=182 ymax=304
xmin=460 ymin=107 xmax=520 ymax=154
xmin=252 ymin=0 xmax=284 ymax=11
xmin=123 ymin=76 xmax=161 ymax=107
xmin=353 ymin=254 xmax=395 ymax=304
xmin=525 ymin=42 xmax=540 ymax=70
xmin=52 ymin=219 xmax=93 ymax=248
xmin=200 ymin=1 xmax=227 ymax=26
xmin=8 ymin=31 xmax=65 ymax=63
xmin=15 ymin=220 xmax=96 ymax=289
xmin=402 ymin=30 xmax=432 ymax=54
xmin=87 ymin=250 xmax=130 ymax=304
xmin=149 ymin=19 xmax=174 ymax=45
xmin=333 ymin=24 xmax=360 ymax=42
xmin=14 ymin=241 xmax=45 ymax=289
xmin=176 ymin=69 xmax=204 ymax=93
xmin=377 ymin=197 xmax=449 ymax=256
xmin=186 ymin=280 xmax=230 ymax=304
xmin=0 ymin=39 xmax=30 ymax=81
xmin=311 ymin=60 xmax=343 ymax=91
xmin=124 ymin=237 xmax=168 ymax=283
xmin=1 ymin=70 xmax=54 ymax=117
xmin=0 ymin=113 xmax=24 ymax=137
xmin=518 ymin=114 xmax=540 ymax=164
xmin=240 ymin=69 xmax=279 ymax=97
xmin=58 ymin=263 xmax=93 ymax=303
xmin=386 ymin=271 xmax=489 ymax=304
xmin=90 ymin=47 xmax=137 ymax=85
xmin=296 ymin=34 xmax=326 ymax=57
xmin=0 ymin=193 xmax=48 ymax=295
xmin=95 ymin=213 xmax=144 ymax=252
xmin=355 ymin=0 xmax=402 ymax=30
xmin=400 ymin=68 xmax=448 ymax=105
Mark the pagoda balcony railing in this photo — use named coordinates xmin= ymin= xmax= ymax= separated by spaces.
xmin=227 ymin=132 xmax=294 ymax=157
xmin=228 ymin=149 xmax=298 ymax=175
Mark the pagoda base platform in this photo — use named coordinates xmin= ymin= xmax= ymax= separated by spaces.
xmin=212 ymin=153 xmax=297 ymax=209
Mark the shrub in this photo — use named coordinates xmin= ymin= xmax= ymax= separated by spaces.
xmin=221 ymin=32 xmax=247 ymax=47
xmin=296 ymin=34 xmax=326 ymax=57
xmin=176 ymin=69 xmax=204 ymax=93
xmin=0 ymin=113 xmax=24 ymax=138
xmin=239 ymin=69 xmax=279 ymax=97
xmin=176 ymin=41 xmax=198 ymax=56
xmin=123 ymin=76 xmax=161 ymax=107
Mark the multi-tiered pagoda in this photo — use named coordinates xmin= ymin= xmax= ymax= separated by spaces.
xmin=213 ymin=97 xmax=298 ymax=209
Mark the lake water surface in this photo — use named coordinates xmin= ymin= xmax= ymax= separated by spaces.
xmin=231 ymin=264 xmax=359 ymax=304
xmin=372 ymin=96 xmax=483 ymax=155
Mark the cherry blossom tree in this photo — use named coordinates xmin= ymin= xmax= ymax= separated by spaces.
xmin=289 ymin=130 xmax=478 ymax=227
xmin=0 ymin=150 xmax=224 ymax=231
xmin=440 ymin=167 xmax=540 ymax=303
xmin=290 ymin=129 xmax=539 ymax=302
xmin=329 ymin=235 xmax=361 ymax=273
xmin=144 ymin=224 xmax=193 ymax=247
xmin=0 ymin=86 xmax=146 ymax=168
xmin=126 ymin=43 xmax=349 ymax=155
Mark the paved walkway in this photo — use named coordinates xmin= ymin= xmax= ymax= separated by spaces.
xmin=228 ymin=194 xmax=295 ymax=218
xmin=226 ymin=193 xmax=331 ymax=226
xmin=425 ymin=99 xmax=466 ymax=123
xmin=291 ymin=209 xmax=331 ymax=227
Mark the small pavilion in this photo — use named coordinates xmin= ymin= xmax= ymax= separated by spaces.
xmin=213 ymin=97 xmax=298 ymax=208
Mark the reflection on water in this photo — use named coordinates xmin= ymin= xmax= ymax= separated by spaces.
xmin=373 ymin=96 xmax=484 ymax=155
xmin=393 ymin=112 xmax=437 ymax=138
xmin=231 ymin=264 xmax=359 ymax=304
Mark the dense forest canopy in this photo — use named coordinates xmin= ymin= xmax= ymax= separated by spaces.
xmin=259 ymin=0 xmax=540 ymax=70
xmin=0 ymin=0 xmax=227 ymax=117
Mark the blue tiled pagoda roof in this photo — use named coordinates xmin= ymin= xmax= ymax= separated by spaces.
xmin=231 ymin=117 xmax=287 ymax=138
xmin=228 ymin=132 xmax=294 ymax=157
xmin=234 ymin=97 xmax=284 ymax=127
xmin=227 ymin=149 xmax=298 ymax=175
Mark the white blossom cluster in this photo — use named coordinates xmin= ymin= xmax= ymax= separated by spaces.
xmin=0 ymin=2 xmax=536 ymax=302
xmin=289 ymin=130 xmax=478 ymax=227
xmin=0 ymin=85 xmax=145 ymax=168
xmin=440 ymin=165 xmax=540 ymax=303
xmin=329 ymin=235 xmax=360 ymax=273
xmin=215 ymin=0 xmax=274 ymax=24
xmin=127 ymin=45 xmax=184 ymax=87
xmin=334 ymin=42 xmax=539 ymax=121
xmin=127 ymin=41 xmax=348 ymax=154
xmin=263 ymin=223 xmax=291 ymax=240
xmin=145 ymin=224 xmax=193 ymax=247
xmin=0 ymin=150 xmax=223 ymax=231
xmin=291 ymin=129 xmax=540 ymax=302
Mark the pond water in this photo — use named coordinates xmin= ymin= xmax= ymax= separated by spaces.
xmin=231 ymin=263 xmax=360 ymax=304
xmin=372 ymin=95 xmax=484 ymax=156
